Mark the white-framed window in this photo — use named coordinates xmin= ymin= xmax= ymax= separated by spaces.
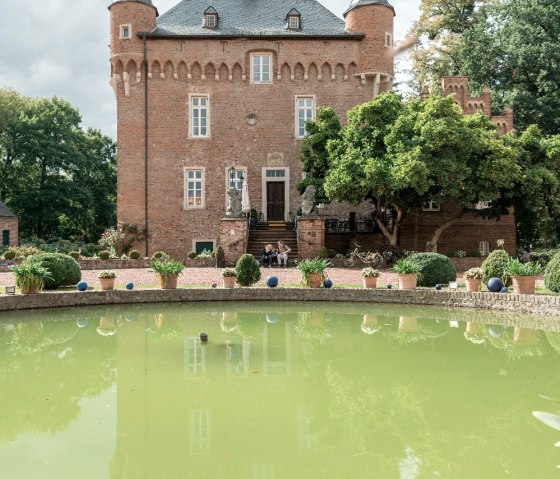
xmin=184 ymin=168 xmax=205 ymax=208
xmin=295 ymin=96 xmax=315 ymax=138
xmin=475 ymin=200 xmax=492 ymax=210
xmin=189 ymin=95 xmax=210 ymax=138
xmin=288 ymin=16 xmax=300 ymax=30
xmin=265 ymin=169 xmax=286 ymax=178
xmin=385 ymin=32 xmax=392 ymax=48
xmin=226 ymin=167 xmax=246 ymax=191
xmin=190 ymin=410 xmax=211 ymax=453
xmin=422 ymin=200 xmax=440 ymax=211
xmin=205 ymin=14 xmax=217 ymax=28
xmin=479 ymin=241 xmax=490 ymax=256
xmin=251 ymin=54 xmax=272 ymax=84
xmin=120 ymin=24 xmax=132 ymax=39
xmin=185 ymin=337 xmax=206 ymax=377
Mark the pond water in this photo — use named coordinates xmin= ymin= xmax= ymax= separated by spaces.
xmin=0 ymin=302 xmax=559 ymax=478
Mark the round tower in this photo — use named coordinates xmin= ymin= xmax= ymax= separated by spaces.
xmin=108 ymin=0 xmax=158 ymax=59
xmin=344 ymin=0 xmax=395 ymax=94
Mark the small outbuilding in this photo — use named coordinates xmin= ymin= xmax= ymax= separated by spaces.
xmin=0 ymin=201 xmax=18 ymax=247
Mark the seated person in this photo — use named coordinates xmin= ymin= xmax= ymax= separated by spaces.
xmin=259 ymin=244 xmax=277 ymax=267
xmin=277 ymin=240 xmax=291 ymax=267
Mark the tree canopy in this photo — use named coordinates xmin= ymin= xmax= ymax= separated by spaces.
xmin=0 ymin=88 xmax=116 ymax=242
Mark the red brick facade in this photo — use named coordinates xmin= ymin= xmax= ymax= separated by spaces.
xmin=109 ymin=1 xmax=516 ymax=259
xmin=1 ymin=217 xmax=18 ymax=248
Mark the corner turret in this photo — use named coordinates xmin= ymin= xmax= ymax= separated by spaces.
xmin=344 ymin=0 xmax=395 ymax=96
xmin=109 ymin=0 xmax=158 ymax=57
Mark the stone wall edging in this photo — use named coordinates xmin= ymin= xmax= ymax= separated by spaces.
xmin=1 ymin=288 xmax=559 ymax=317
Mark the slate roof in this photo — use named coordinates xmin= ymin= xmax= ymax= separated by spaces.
xmin=343 ymin=0 xmax=395 ymax=16
xmin=149 ymin=0 xmax=363 ymax=38
xmin=0 ymin=201 xmax=16 ymax=218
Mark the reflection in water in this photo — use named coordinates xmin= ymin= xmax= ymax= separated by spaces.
xmin=97 ymin=316 xmax=116 ymax=336
xmin=0 ymin=303 xmax=559 ymax=478
xmin=464 ymin=321 xmax=485 ymax=345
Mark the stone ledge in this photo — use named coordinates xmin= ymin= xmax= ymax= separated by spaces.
xmin=0 ymin=288 xmax=559 ymax=317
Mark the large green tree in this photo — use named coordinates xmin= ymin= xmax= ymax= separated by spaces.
xmin=0 ymin=88 xmax=116 ymax=241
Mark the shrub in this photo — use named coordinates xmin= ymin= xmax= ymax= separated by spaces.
xmin=297 ymin=258 xmax=329 ymax=286
xmin=317 ymin=246 xmax=329 ymax=259
xmin=68 ymin=251 xmax=80 ymax=259
xmin=406 ymin=253 xmax=456 ymax=287
xmin=3 ymin=250 xmax=16 ymax=260
xmin=221 ymin=268 xmax=237 ymax=277
xmin=361 ymin=267 xmax=380 ymax=278
xmin=6 ymin=245 xmax=42 ymax=259
xmin=391 ymin=258 xmax=422 ymax=275
xmin=544 ymin=251 xmax=560 ymax=293
xmin=26 ymin=253 xmax=81 ymax=289
xmin=186 ymin=251 xmax=197 ymax=260
xmin=128 ymin=249 xmax=141 ymax=259
xmin=529 ymin=249 xmax=557 ymax=267
xmin=464 ymin=267 xmax=483 ymax=280
xmin=235 ymin=254 xmax=261 ymax=287
xmin=327 ymin=248 xmax=337 ymax=258
xmin=98 ymin=250 xmax=111 ymax=260
xmin=481 ymin=249 xmax=512 ymax=285
xmin=215 ymin=246 xmax=225 ymax=260
xmin=97 ymin=270 xmax=116 ymax=279
xmin=196 ymin=249 xmax=213 ymax=259
xmin=152 ymin=251 xmax=166 ymax=260
xmin=505 ymin=259 xmax=541 ymax=277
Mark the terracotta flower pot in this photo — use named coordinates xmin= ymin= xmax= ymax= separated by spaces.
xmin=20 ymin=285 xmax=39 ymax=295
xmin=398 ymin=274 xmax=417 ymax=290
xmin=307 ymin=273 xmax=322 ymax=288
xmin=157 ymin=274 xmax=178 ymax=290
xmin=222 ymin=276 xmax=236 ymax=289
xmin=362 ymin=277 xmax=378 ymax=289
xmin=99 ymin=277 xmax=115 ymax=291
xmin=398 ymin=316 xmax=418 ymax=332
xmin=465 ymin=278 xmax=481 ymax=292
xmin=465 ymin=321 xmax=481 ymax=335
xmin=512 ymin=276 xmax=536 ymax=295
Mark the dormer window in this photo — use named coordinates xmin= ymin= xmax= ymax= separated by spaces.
xmin=286 ymin=8 xmax=301 ymax=31
xmin=204 ymin=7 xmax=218 ymax=29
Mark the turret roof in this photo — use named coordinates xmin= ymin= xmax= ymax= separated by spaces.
xmin=0 ymin=201 xmax=16 ymax=217
xmin=343 ymin=0 xmax=395 ymax=17
xmin=149 ymin=0 xmax=363 ymax=38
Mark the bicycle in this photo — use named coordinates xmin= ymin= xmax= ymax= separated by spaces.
xmin=342 ymin=243 xmax=383 ymax=268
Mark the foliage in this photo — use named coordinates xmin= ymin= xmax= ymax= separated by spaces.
xmin=464 ymin=267 xmax=484 ymax=280
xmin=152 ymin=251 xmax=166 ymax=260
xmin=10 ymin=262 xmax=51 ymax=292
xmin=390 ymin=259 xmax=422 ymax=275
xmin=481 ymin=249 xmax=512 ymax=285
xmin=0 ymin=89 xmax=117 ymax=241
xmin=544 ymin=251 xmax=560 ymax=292
xmin=317 ymin=246 xmax=329 ymax=259
xmin=26 ymin=253 xmax=81 ymax=289
xmin=186 ymin=251 xmax=197 ymax=260
xmin=98 ymin=250 xmax=110 ymax=260
xmin=505 ymin=259 xmax=541 ymax=277
xmin=235 ymin=254 xmax=261 ymax=287
xmin=361 ymin=267 xmax=381 ymax=278
xmin=221 ymin=268 xmax=237 ymax=278
xmin=98 ymin=223 xmax=144 ymax=257
xmin=215 ymin=246 xmax=225 ymax=261
xmin=97 ymin=270 xmax=116 ymax=279
xmin=196 ymin=249 xmax=213 ymax=259
xmin=3 ymin=250 xmax=16 ymax=260
xmin=128 ymin=249 xmax=141 ymax=259
xmin=529 ymin=249 xmax=557 ymax=267
xmin=297 ymin=258 xmax=329 ymax=287
xmin=5 ymin=245 xmax=43 ymax=259
xmin=19 ymin=237 xmax=101 ymax=257
xmin=150 ymin=258 xmax=184 ymax=280
xmin=406 ymin=252 xmax=456 ymax=286
xmin=68 ymin=251 xmax=80 ymax=259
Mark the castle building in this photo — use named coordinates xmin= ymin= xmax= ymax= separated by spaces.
xmin=108 ymin=0 xmax=515 ymax=260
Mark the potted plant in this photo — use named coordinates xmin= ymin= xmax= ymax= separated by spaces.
xmin=464 ymin=267 xmax=483 ymax=292
xmin=150 ymin=257 xmax=184 ymax=289
xmin=505 ymin=259 xmax=541 ymax=295
xmin=97 ymin=270 xmax=116 ymax=291
xmin=297 ymin=258 xmax=329 ymax=288
xmin=361 ymin=267 xmax=380 ymax=289
xmin=221 ymin=268 xmax=237 ymax=288
xmin=10 ymin=262 xmax=50 ymax=294
xmin=391 ymin=259 xmax=421 ymax=290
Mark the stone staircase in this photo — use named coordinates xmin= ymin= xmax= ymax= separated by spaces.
xmin=247 ymin=221 xmax=299 ymax=259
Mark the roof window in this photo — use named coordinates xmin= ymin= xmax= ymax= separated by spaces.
xmin=204 ymin=7 xmax=218 ymax=29
xmin=286 ymin=8 xmax=301 ymax=31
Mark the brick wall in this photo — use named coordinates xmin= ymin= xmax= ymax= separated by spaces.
xmin=1 ymin=217 xmax=18 ymax=247
xmin=297 ymin=217 xmax=325 ymax=259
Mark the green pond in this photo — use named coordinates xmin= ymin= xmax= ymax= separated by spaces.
xmin=0 ymin=302 xmax=559 ymax=478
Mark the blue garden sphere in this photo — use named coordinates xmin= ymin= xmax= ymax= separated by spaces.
xmin=386 ymin=284 xmax=393 ymax=289
xmin=500 ymin=286 xmax=509 ymax=293
xmin=487 ymin=277 xmax=504 ymax=293
xmin=125 ymin=282 xmax=134 ymax=290
xmin=77 ymin=281 xmax=88 ymax=292
xmin=435 ymin=284 xmax=442 ymax=291
xmin=323 ymin=279 xmax=333 ymax=288
xmin=76 ymin=319 xmax=88 ymax=328
xmin=266 ymin=276 xmax=278 ymax=288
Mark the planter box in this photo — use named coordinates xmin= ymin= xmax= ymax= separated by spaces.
xmin=184 ymin=258 xmax=217 ymax=268
xmin=450 ymin=257 xmax=483 ymax=271
xmin=79 ymin=259 xmax=150 ymax=270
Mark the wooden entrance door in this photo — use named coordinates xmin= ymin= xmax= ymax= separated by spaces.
xmin=266 ymin=182 xmax=285 ymax=220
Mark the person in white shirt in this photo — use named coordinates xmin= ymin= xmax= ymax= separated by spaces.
xmin=277 ymin=240 xmax=291 ymax=267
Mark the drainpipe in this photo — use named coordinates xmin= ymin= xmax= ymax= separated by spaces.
xmin=142 ymin=34 xmax=149 ymax=257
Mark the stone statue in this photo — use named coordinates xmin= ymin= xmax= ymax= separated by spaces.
xmin=226 ymin=187 xmax=242 ymax=217
xmin=301 ymin=185 xmax=318 ymax=216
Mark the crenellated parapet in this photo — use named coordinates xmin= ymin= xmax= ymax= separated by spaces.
xmin=442 ymin=76 xmax=514 ymax=135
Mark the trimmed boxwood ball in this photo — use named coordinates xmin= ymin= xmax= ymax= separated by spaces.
xmin=544 ymin=250 xmax=560 ymax=293
xmin=481 ymin=249 xmax=512 ymax=286
xmin=407 ymin=252 xmax=456 ymax=287
xmin=266 ymin=276 xmax=278 ymax=288
xmin=68 ymin=251 xmax=80 ymax=260
xmin=77 ymin=281 xmax=88 ymax=291
xmin=128 ymin=249 xmax=141 ymax=259
xmin=27 ymin=253 xmax=81 ymax=289
xmin=324 ymin=279 xmax=333 ymax=288
xmin=98 ymin=250 xmax=110 ymax=260
xmin=487 ymin=277 xmax=504 ymax=292
xmin=235 ymin=254 xmax=261 ymax=287
xmin=3 ymin=250 xmax=16 ymax=260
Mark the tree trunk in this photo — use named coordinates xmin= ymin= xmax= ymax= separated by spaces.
xmin=425 ymin=211 xmax=464 ymax=252
xmin=375 ymin=202 xmax=404 ymax=248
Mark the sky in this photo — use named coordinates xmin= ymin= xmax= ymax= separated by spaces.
xmin=0 ymin=0 xmax=421 ymax=139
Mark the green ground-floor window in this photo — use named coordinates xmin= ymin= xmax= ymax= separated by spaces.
xmin=195 ymin=241 xmax=214 ymax=254
xmin=2 ymin=230 xmax=9 ymax=247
